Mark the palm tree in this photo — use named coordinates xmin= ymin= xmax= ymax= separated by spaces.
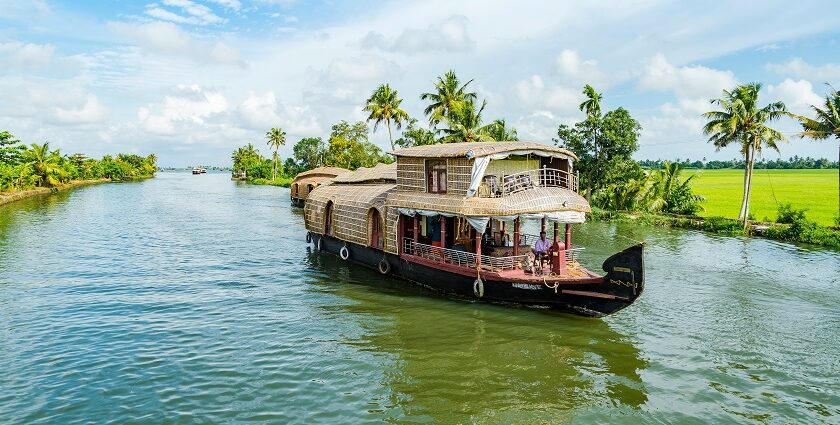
xmin=420 ymin=70 xmax=477 ymax=129
xmin=579 ymin=84 xmax=603 ymax=118
xmin=703 ymin=83 xmax=787 ymax=225
xmin=363 ymin=84 xmax=410 ymax=151
xmin=266 ymin=127 xmax=286 ymax=180
xmin=23 ymin=142 xmax=66 ymax=188
xmin=793 ymin=84 xmax=840 ymax=218
xmin=483 ymin=119 xmax=518 ymax=141
xmin=438 ymin=100 xmax=494 ymax=143
xmin=646 ymin=162 xmax=703 ymax=213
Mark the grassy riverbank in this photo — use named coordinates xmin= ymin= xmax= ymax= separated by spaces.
xmin=590 ymin=208 xmax=840 ymax=249
xmin=247 ymin=176 xmax=293 ymax=188
xmin=688 ymin=169 xmax=838 ymax=226
xmin=0 ymin=178 xmax=110 ymax=206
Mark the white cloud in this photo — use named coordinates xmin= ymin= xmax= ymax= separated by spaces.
xmin=206 ymin=0 xmax=241 ymax=10
xmin=765 ymin=58 xmax=840 ymax=82
xmin=138 ymin=85 xmax=228 ymax=134
xmin=766 ymin=78 xmax=823 ymax=115
xmin=53 ymin=95 xmax=107 ymax=124
xmin=513 ymin=75 xmax=581 ymax=114
xmin=145 ymin=0 xmax=225 ymax=25
xmin=554 ymin=49 xmax=607 ymax=87
xmin=361 ymin=15 xmax=474 ymax=54
xmin=238 ymin=91 xmax=321 ymax=135
xmin=0 ymin=41 xmax=55 ymax=67
xmin=108 ymin=21 xmax=242 ymax=66
xmin=639 ymin=54 xmax=738 ymax=101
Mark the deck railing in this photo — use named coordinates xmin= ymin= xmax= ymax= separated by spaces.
xmin=402 ymin=238 xmax=584 ymax=270
xmin=501 ymin=233 xmax=585 ymax=264
xmin=403 ymin=238 xmax=527 ymax=271
xmin=478 ymin=168 xmax=578 ymax=197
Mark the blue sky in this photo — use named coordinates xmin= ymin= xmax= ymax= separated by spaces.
xmin=1 ymin=0 xmax=839 ymax=166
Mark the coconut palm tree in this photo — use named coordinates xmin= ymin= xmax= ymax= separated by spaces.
xmin=793 ymin=84 xmax=840 ymax=218
xmin=483 ymin=119 xmax=518 ymax=141
xmin=363 ymin=84 xmax=410 ymax=151
xmin=579 ymin=84 xmax=603 ymax=118
xmin=266 ymin=127 xmax=286 ymax=180
xmin=438 ymin=100 xmax=494 ymax=143
xmin=23 ymin=142 xmax=66 ymax=188
xmin=420 ymin=70 xmax=477 ymax=129
xmin=703 ymin=83 xmax=787 ymax=225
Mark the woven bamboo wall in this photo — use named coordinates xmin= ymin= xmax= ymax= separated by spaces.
xmin=447 ymin=158 xmax=472 ymax=196
xmin=384 ymin=207 xmax=400 ymax=254
xmin=397 ymin=158 xmax=425 ymax=192
xmin=304 ymin=184 xmax=396 ymax=249
xmin=484 ymin=157 xmax=539 ymax=181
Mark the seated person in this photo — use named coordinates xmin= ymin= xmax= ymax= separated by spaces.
xmin=533 ymin=231 xmax=552 ymax=261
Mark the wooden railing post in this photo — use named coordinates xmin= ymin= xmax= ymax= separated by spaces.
xmin=475 ymin=230 xmax=482 ymax=269
xmin=553 ymin=222 xmax=559 ymax=243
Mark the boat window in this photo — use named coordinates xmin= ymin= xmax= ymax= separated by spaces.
xmin=426 ymin=160 xmax=447 ymax=193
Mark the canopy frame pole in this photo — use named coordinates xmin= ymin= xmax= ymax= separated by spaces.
xmin=541 ymin=217 xmax=546 ymax=233
xmin=565 ymin=223 xmax=571 ymax=248
xmin=440 ymin=216 xmax=447 ymax=249
xmin=513 ymin=218 xmax=521 ymax=256
xmin=413 ymin=215 xmax=419 ymax=245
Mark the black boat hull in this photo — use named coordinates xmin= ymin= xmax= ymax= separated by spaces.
xmin=310 ymin=234 xmax=644 ymax=317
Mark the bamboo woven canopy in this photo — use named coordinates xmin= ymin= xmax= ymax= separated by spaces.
xmin=332 ymin=162 xmax=397 ymax=183
xmin=292 ymin=166 xmax=349 ymax=183
xmin=386 ymin=187 xmax=590 ymax=216
xmin=390 ymin=141 xmax=578 ymax=160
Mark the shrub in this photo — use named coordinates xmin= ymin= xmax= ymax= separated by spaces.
xmin=776 ymin=203 xmax=807 ymax=224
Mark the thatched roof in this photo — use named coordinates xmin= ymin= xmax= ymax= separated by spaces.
xmin=332 ymin=162 xmax=396 ymax=183
xmin=390 ymin=141 xmax=578 ymax=160
xmin=305 ymin=183 xmax=397 ymax=246
xmin=292 ymin=175 xmax=336 ymax=187
xmin=292 ymin=167 xmax=349 ymax=183
xmin=386 ymin=187 xmax=590 ymax=216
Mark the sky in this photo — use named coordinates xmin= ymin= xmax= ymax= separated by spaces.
xmin=1 ymin=0 xmax=839 ymax=167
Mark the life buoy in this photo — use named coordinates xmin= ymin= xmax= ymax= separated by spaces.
xmin=473 ymin=278 xmax=484 ymax=298
xmin=378 ymin=258 xmax=391 ymax=275
xmin=339 ymin=245 xmax=350 ymax=260
xmin=306 ymin=232 xmax=312 ymax=243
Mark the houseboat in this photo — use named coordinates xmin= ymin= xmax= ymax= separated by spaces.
xmin=290 ymin=166 xmax=350 ymax=206
xmin=303 ymin=142 xmax=644 ymax=317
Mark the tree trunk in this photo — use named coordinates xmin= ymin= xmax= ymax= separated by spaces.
xmin=744 ymin=150 xmax=755 ymax=228
xmin=737 ymin=144 xmax=751 ymax=222
xmin=387 ymin=120 xmax=394 ymax=151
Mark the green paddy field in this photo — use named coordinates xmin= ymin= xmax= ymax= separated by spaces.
xmin=687 ymin=169 xmax=839 ymax=226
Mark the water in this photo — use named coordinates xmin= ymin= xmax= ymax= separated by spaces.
xmin=0 ymin=172 xmax=838 ymax=424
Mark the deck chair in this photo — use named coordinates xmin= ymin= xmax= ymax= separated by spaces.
xmin=483 ymin=175 xmax=501 ymax=197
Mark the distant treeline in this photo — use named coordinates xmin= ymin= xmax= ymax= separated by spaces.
xmin=639 ymin=156 xmax=839 ymax=170
xmin=1 ymin=130 xmax=157 ymax=192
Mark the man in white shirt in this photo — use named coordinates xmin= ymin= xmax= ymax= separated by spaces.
xmin=534 ymin=231 xmax=551 ymax=259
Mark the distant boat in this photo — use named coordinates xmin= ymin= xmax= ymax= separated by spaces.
xmin=192 ymin=167 xmax=206 ymax=175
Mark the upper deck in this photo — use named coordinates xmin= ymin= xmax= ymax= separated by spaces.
xmin=390 ymin=141 xmax=580 ymax=200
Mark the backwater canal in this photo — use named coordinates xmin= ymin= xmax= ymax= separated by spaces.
xmin=0 ymin=172 xmax=838 ymax=423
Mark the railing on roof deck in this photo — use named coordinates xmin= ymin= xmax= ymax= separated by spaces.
xmin=402 ymin=238 xmax=527 ymax=271
xmin=506 ymin=233 xmax=585 ymax=265
xmin=477 ymin=168 xmax=578 ymax=197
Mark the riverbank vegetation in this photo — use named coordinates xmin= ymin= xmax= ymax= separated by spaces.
xmin=0 ymin=131 xmax=157 ymax=201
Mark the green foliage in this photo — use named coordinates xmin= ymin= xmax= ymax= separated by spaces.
xmin=325 ymin=121 xmax=389 ymax=170
xmin=763 ymin=213 xmax=840 ymax=248
xmin=555 ymin=86 xmax=642 ymax=200
xmin=394 ymin=119 xmax=437 ymax=148
xmin=0 ymin=131 xmax=155 ymax=192
xmin=292 ymin=137 xmax=327 ymax=170
xmin=363 ymin=83 xmax=410 ymax=151
xmin=775 ymin=203 xmax=807 ymax=224
xmin=0 ymin=131 xmax=25 ymax=165
xmin=266 ymin=127 xmax=286 ymax=181
xmin=420 ymin=70 xmax=477 ymax=129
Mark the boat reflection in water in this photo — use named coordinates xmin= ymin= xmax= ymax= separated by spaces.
xmin=304 ymin=250 xmax=648 ymax=422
